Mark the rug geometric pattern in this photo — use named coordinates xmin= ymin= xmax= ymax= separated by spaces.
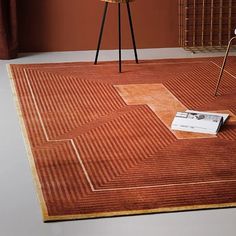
xmin=9 ymin=58 xmax=236 ymax=221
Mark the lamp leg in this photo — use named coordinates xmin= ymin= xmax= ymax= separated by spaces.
xmin=94 ymin=2 xmax=108 ymax=65
xmin=214 ymin=36 xmax=236 ymax=96
xmin=126 ymin=1 xmax=138 ymax=63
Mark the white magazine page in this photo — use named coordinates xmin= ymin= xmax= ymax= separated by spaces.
xmin=171 ymin=110 xmax=228 ymax=134
xmin=171 ymin=113 xmax=220 ymax=134
xmin=186 ymin=110 xmax=229 ymax=123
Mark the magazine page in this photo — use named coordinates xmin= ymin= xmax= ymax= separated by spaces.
xmin=186 ymin=110 xmax=229 ymax=123
xmin=171 ymin=110 xmax=229 ymax=134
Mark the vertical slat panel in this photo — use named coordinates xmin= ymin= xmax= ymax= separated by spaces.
xmin=201 ymin=0 xmax=205 ymax=47
xmin=193 ymin=0 xmax=196 ymax=47
xmin=178 ymin=0 xmax=181 ymax=46
xmin=228 ymin=0 xmax=232 ymax=41
xmin=182 ymin=0 xmax=184 ymax=47
xmin=184 ymin=0 xmax=188 ymax=48
xmin=219 ymin=0 xmax=223 ymax=46
xmin=210 ymin=0 xmax=214 ymax=47
xmin=179 ymin=0 xmax=184 ymax=46
xmin=179 ymin=0 xmax=236 ymax=52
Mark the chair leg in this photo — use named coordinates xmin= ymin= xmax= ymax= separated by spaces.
xmin=126 ymin=1 xmax=138 ymax=63
xmin=214 ymin=36 xmax=236 ymax=96
xmin=94 ymin=2 xmax=108 ymax=65
xmin=118 ymin=3 xmax=122 ymax=73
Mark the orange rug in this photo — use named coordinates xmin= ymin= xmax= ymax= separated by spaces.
xmin=8 ymin=57 xmax=236 ymax=222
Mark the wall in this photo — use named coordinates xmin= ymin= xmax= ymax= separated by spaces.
xmin=17 ymin=0 xmax=179 ymax=52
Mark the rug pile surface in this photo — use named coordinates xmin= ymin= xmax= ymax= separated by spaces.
xmin=9 ymin=58 xmax=236 ymax=221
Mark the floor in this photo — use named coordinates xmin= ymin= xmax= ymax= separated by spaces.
xmin=1 ymin=48 xmax=236 ymax=236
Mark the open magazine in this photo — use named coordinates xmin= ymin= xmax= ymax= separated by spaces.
xmin=171 ymin=110 xmax=229 ymax=134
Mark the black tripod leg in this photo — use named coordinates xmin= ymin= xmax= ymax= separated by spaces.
xmin=118 ymin=3 xmax=122 ymax=73
xmin=126 ymin=1 xmax=138 ymax=63
xmin=94 ymin=2 xmax=108 ymax=65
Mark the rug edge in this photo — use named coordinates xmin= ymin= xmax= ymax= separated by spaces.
xmin=7 ymin=64 xmax=50 ymax=221
xmin=43 ymin=202 xmax=236 ymax=222
xmin=7 ymin=61 xmax=236 ymax=222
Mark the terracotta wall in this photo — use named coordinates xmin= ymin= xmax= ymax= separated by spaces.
xmin=17 ymin=0 xmax=179 ymax=52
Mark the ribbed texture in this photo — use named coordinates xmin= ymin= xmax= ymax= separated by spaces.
xmin=12 ymin=67 xmax=47 ymax=147
xmin=9 ymin=58 xmax=236 ymax=221
xmin=103 ymin=139 xmax=236 ymax=189
xmin=218 ymin=126 xmax=236 ymax=141
xmin=75 ymin=105 xmax=176 ymax=188
xmin=16 ymin=68 xmax=126 ymax=142
xmin=164 ymin=61 xmax=236 ymax=109
xmin=34 ymin=142 xmax=91 ymax=205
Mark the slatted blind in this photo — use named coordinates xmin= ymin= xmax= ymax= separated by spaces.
xmin=179 ymin=0 xmax=236 ymax=52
